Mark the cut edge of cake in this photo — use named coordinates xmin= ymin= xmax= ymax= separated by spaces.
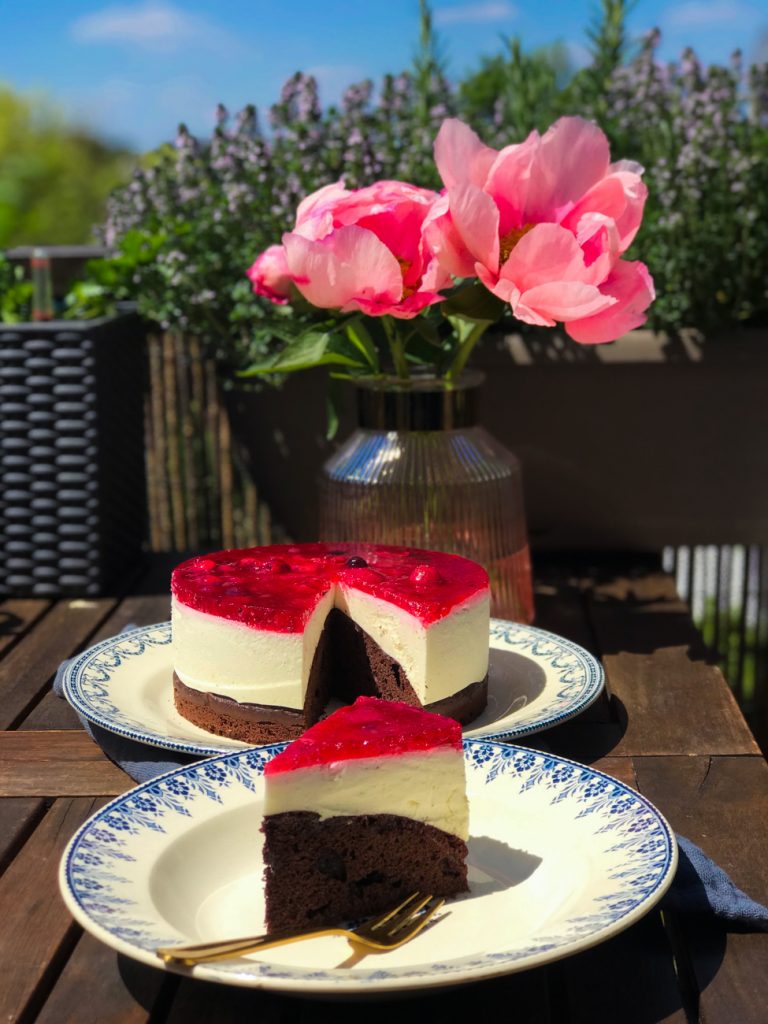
xmin=260 ymin=696 xmax=470 ymax=932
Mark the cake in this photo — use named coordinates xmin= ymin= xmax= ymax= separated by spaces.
xmin=261 ymin=696 xmax=469 ymax=932
xmin=171 ymin=542 xmax=490 ymax=743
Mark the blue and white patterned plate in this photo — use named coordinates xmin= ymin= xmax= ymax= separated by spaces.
xmin=59 ymin=741 xmax=677 ymax=996
xmin=61 ymin=618 xmax=604 ymax=757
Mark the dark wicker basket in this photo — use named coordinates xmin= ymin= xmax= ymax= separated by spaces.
xmin=1 ymin=313 xmax=147 ymax=596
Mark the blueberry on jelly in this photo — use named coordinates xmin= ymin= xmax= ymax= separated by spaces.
xmin=268 ymin=558 xmax=291 ymax=574
xmin=346 ymin=556 xmax=368 ymax=568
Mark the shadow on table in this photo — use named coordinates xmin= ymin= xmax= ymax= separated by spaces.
xmin=0 ymin=607 xmax=24 ymax=640
xmin=115 ymin=905 xmax=728 ymax=1022
xmin=525 ymin=693 xmax=629 ymax=765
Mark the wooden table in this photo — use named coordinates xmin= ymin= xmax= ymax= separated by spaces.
xmin=2 ymin=556 xmax=767 ymax=1024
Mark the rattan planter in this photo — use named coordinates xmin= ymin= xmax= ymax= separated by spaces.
xmin=0 ymin=313 xmax=147 ymax=596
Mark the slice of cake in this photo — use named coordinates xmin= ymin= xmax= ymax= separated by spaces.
xmin=171 ymin=543 xmax=490 ymax=743
xmin=261 ymin=696 xmax=469 ymax=932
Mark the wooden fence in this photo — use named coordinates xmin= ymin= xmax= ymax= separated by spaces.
xmin=144 ymin=332 xmax=274 ymax=553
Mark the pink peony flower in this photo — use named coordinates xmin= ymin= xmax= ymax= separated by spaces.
xmin=281 ymin=180 xmax=451 ymax=319
xmin=247 ymin=244 xmax=293 ymax=305
xmin=426 ymin=117 xmax=654 ymax=343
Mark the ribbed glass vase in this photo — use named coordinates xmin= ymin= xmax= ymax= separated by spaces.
xmin=318 ymin=371 xmax=534 ymax=623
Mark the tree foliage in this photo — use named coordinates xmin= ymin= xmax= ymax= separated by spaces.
xmin=0 ymin=86 xmax=133 ymax=248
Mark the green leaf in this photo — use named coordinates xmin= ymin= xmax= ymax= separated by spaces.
xmin=405 ymin=315 xmax=442 ymax=347
xmin=403 ymin=331 xmax=452 ymax=367
xmin=441 ymin=281 xmax=505 ymax=324
xmin=325 ymin=377 xmax=343 ymax=440
xmin=239 ymin=328 xmax=367 ymax=377
xmin=343 ymin=316 xmax=380 ymax=371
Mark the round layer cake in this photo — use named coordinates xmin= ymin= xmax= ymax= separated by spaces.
xmin=171 ymin=542 xmax=490 ymax=743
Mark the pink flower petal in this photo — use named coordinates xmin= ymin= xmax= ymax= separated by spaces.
xmin=485 ymin=131 xmax=539 ymax=235
xmin=561 ymin=172 xmax=647 ymax=253
xmin=356 ymin=207 xmax=427 ymax=282
xmin=565 ymin=261 xmax=656 ymax=344
xmin=423 ymin=196 xmax=477 ymax=278
xmin=334 ymin=181 xmax=437 ymax=225
xmin=419 ymin=251 xmax=453 ymax=293
xmin=502 ymin=223 xmax=596 ymax=293
xmin=477 ymin=261 xmax=521 ymax=306
xmin=246 ymin=244 xmax=292 ymax=304
xmin=344 ymin=289 xmax=444 ymax=319
xmin=574 ymin=212 xmax=620 ymax=282
xmin=283 ymin=226 xmax=402 ymax=310
xmin=524 ymin=117 xmax=611 ymax=222
xmin=611 ymin=158 xmax=644 ymax=175
xmin=434 ymin=118 xmax=497 ymax=189
xmin=517 ymin=280 xmax=615 ymax=322
xmin=508 ymin=298 xmax=555 ymax=328
xmin=294 ymin=181 xmax=350 ymax=240
xmin=447 ymin=183 xmax=500 ymax=272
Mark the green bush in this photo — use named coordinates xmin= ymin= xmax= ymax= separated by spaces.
xmin=0 ymin=252 xmax=32 ymax=322
xmin=0 ymin=86 xmax=133 ymax=248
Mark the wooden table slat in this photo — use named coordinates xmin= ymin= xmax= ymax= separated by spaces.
xmin=0 ymin=731 xmax=131 ymax=797
xmin=0 ymin=796 xmax=104 ymax=1024
xmin=634 ymin=755 xmax=768 ymax=1024
xmin=557 ymin=912 xmax=689 ymax=1024
xmin=0 ymin=598 xmax=52 ymax=657
xmin=34 ymin=932 xmax=170 ymax=1024
xmin=0 ymin=795 xmax=47 ymax=876
xmin=20 ymin=594 xmax=172 ymax=732
xmin=0 ymin=599 xmax=118 ymax=731
xmin=586 ymin=571 xmax=759 ymax=757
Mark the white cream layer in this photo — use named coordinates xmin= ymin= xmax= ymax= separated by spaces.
xmin=172 ymin=591 xmax=333 ymax=709
xmin=172 ymin=586 xmax=489 ymax=711
xmin=263 ymin=748 xmax=469 ymax=840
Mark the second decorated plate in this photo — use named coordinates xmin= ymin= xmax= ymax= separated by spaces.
xmin=61 ymin=618 xmax=604 ymax=757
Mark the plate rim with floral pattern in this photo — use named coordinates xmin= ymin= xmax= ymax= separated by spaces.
xmin=59 ymin=740 xmax=677 ymax=995
xmin=61 ymin=618 xmax=604 ymax=757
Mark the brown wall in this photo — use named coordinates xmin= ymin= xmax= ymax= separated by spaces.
xmin=226 ymin=329 xmax=768 ymax=551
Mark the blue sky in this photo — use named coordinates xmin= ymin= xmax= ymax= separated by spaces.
xmin=1 ymin=0 xmax=766 ymax=150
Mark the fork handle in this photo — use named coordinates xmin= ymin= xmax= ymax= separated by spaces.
xmin=156 ymin=925 xmax=347 ymax=965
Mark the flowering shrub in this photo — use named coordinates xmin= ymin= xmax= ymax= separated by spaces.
xmin=599 ymin=34 xmax=768 ymax=333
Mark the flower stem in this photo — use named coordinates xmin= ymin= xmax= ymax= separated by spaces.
xmin=445 ymin=320 xmax=492 ymax=380
xmin=382 ymin=315 xmax=410 ymax=379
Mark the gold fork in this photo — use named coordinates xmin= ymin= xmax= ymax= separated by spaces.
xmin=156 ymin=891 xmax=444 ymax=966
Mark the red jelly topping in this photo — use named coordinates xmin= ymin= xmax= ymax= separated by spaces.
xmin=264 ymin=696 xmax=463 ymax=775
xmin=409 ymin=564 xmax=444 ymax=587
xmin=171 ymin=543 xmax=487 ymax=632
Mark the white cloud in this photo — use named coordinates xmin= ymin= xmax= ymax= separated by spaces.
xmin=70 ymin=1 xmax=240 ymax=55
xmin=433 ymin=2 xmax=519 ymax=27
xmin=662 ymin=1 xmax=763 ymax=30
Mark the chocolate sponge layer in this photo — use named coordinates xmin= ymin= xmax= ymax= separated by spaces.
xmin=262 ymin=810 xmax=468 ymax=932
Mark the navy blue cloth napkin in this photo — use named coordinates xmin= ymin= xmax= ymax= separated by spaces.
xmin=662 ymin=835 xmax=768 ymax=929
xmin=55 ymin=637 xmax=768 ymax=930
xmin=54 ymin=626 xmax=198 ymax=783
